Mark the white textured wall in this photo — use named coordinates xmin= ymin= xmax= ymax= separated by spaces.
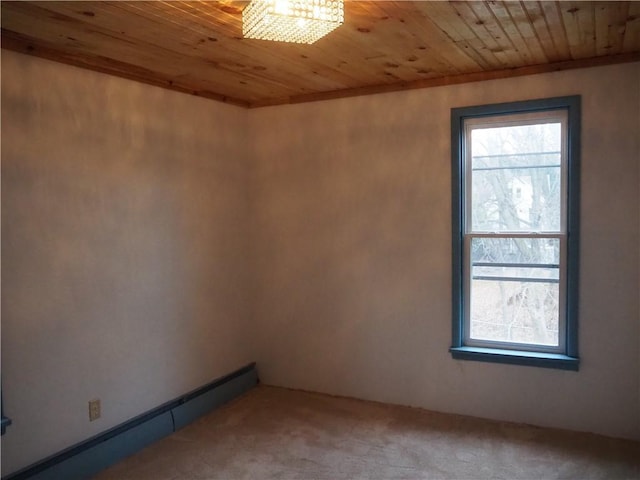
xmin=250 ymin=62 xmax=640 ymax=440
xmin=2 ymin=50 xmax=639 ymax=478
xmin=1 ymin=51 xmax=252 ymax=475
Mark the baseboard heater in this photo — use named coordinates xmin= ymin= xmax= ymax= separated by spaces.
xmin=3 ymin=362 xmax=258 ymax=480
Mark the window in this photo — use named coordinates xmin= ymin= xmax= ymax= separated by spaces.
xmin=450 ymin=96 xmax=580 ymax=370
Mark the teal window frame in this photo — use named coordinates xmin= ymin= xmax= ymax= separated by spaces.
xmin=450 ymin=96 xmax=580 ymax=371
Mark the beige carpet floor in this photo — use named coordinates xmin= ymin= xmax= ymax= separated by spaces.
xmin=92 ymin=385 xmax=639 ymax=480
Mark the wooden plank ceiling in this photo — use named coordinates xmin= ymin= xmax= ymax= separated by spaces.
xmin=2 ymin=1 xmax=639 ymax=108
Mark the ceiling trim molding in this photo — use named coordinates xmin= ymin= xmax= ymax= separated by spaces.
xmin=248 ymin=52 xmax=640 ymax=108
xmin=0 ymin=29 xmax=251 ymax=109
xmin=2 ymin=27 xmax=638 ymax=110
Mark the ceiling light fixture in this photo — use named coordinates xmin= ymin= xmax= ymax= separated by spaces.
xmin=243 ymin=0 xmax=344 ymax=45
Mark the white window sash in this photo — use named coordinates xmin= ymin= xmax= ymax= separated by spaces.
xmin=462 ymin=109 xmax=569 ymax=354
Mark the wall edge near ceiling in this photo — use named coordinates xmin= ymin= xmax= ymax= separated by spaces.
xmin=2 ymin=32 xmax=638 ymax=109
xmin=248 ymin=53 xmax=640 ymax=108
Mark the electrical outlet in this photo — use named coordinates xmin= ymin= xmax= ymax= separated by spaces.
xmin=89 ymin=399 xmax=101 ymax=421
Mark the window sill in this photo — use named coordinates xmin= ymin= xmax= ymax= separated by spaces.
xmin=450 ymin=346 xmax=579 ymax=371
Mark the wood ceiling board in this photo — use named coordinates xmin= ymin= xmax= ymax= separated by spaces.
xmin=401 ymin=2 xmax=480 ymax=75
xmin=597 ymin=2 xmax=629 ymax=56
xmin=29 ymin=1 xmax=317 ymax=100
xmin=522 ymin=1 xmax=565 ymax=63
xmin=456 ymin=1 xmax=517 ymax=67
xmin=539 ymin=1 xmax=572 ymax=59
xmin=371 ymin=3 xmax=475 ymax=76
xmin=422 ymin=1 xmax=499 ymax=71
xmin=2 ymin=1 xmax=639 ymax=108
xmin=110 ymin=3 xmax=296 ymax=100
xmin=622 ymin=1 xmax=640 ymax=52
xmin=311 ymin=4 xmax=414 ymax=84
xmin=1 ymin=3 xmax=266 ymax=104
xmin=560 ymin=2 xmax=597 ymax=59
xmin=13 ymin=2 xmax=336 ymax=101
xmin=496 ymin=2 xmax=549 ymax=65
xmin=149 ymin=1 xmax=361 ymax=94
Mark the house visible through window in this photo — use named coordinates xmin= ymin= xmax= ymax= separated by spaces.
xmin=450 ymin=96 xmax=580 ymax=370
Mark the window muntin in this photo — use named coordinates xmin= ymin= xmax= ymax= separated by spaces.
xmin=451 ymin=97 xmax=580 ymax=368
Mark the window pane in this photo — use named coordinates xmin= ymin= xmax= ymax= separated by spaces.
xmin=470 ymin=123 xmax=562 ymax=232
xmin=469 ymin=238 xmax=560 ymax=347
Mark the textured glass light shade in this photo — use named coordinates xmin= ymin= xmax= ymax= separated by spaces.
xmin=243 ymin=0 xmax=344 ymax=44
